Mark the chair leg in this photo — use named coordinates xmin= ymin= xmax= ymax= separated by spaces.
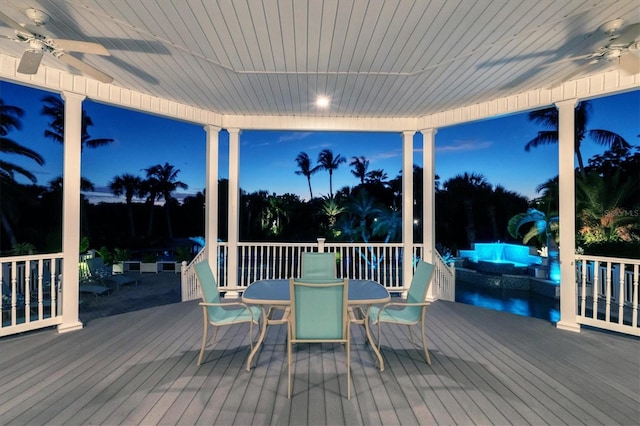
xmin=197 ymin=310 xmax=209 ymax=366
xmin=420 ymin=318 xmax=431 ymax=365
xmin=408 ymin=325 xmax=416 ymax=345
xmin=211 ymin=325 xmax=219 ymax=344
xmin=287 ymin=329 xmax=292 ymax=399
xmin=346 ymin=338 xmax=351 ymax=400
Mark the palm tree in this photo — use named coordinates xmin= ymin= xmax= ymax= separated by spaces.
xmin=294 ymin=152 xmax=320 ymax=199
xmin=349 ymin=156 xmax=369 ymax=184
xmin=1 ymin=99 xmax=45 ymax=248
xmin=443 ymin=172 xmax=492 ymax=247
xmin=575 ymin=171 xmax=639 ymax=244
xmin=365 ymin=169 xmax=388 ymax=184
xmin=40 ymin=95 xmax=114 ymax=151
xmin=143 ymin=163 xmax=188 ymax=239
xmin=508 ymin=208 xmax=560 ymax=281
xmin=372 ymin=206 xmax=402 ymax=243
xmin=525 ymin=101 xmax=630 ymax=176
xmin=0 ymin=99 xmax=45 ymax=184
xmin=109 ymin=173 xmax=143 ymax=237
xmin=317 ymin=149 xmax=346 ymax=198
xmin=139 ymin=177 xmax=160 ymax=237
xmin=320 ymin=196 xmax=346 ymax=232
xmin=342 ymin=189 xmax=380 ymax=243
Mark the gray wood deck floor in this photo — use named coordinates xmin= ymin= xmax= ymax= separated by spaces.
xmin=0 ymin=299 xmax=638 ymax=425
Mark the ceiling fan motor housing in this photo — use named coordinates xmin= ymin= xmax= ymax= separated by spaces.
xmin=25 ymin=8 xmax=50 ymax=26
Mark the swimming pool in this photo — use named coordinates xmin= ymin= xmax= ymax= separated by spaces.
xmin=455 ymin=269 xmax=560 ymax=323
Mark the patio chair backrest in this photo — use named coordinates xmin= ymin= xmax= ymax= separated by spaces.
xmin=86 ymin=257 xmax=106 ymax=276
xmin=290 ymin=278 xmax=348 ymax=340
xmin=194 ymin=261 xmax=226 ymax=322
xmin=405 ymin=261 xmax=435 ymax=319
xmin=301 ymin=252 xmax=336 ymax=280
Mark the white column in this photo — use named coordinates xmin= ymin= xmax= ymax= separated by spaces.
xmin=58 ymin=91 xmax=84 ymax=333
xmin=226 ymin=128 xmax=241 ymax=297
xmin=421 ymin=128 xmax=438 ymax=301
xmin=204 ymin=125 xmax=220 ymax=272
xmin=556 ymin=99 xmax=580 ymax=333
xmin=402 ymin=131 xmax=415 ymax=293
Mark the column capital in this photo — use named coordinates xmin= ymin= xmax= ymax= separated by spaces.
xmin=419 ymin=128 xmax=438 ymax=137
xmin=402 ymin=130 xmax=416 ymax=137
xmin=203 ymin=124 xmax=222 ymax=133
xmin=555 ymin=98 xmax=578 ymax=109
xmin=61 ymin=91 xmax=86 ymax=102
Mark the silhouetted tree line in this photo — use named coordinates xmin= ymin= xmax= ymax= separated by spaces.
xmin=1 ymin=92 xmax=637 ymax=258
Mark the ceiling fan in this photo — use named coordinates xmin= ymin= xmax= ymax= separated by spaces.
xmin=555 ymin=19 xmax=640 ymax=76
xmin=0 ymin=8 xmax=113 ymax=83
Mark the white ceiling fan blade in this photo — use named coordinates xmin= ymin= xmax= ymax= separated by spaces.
xmin=17 ymin=49 xmax=43 ymax=74
xmin=53 ymin=39 xmax=110 ymax=55
xmin=613 ymin=22 xmax=640 ymax=46
xmin=539 ymin=52 xmax=595 ymax=68
xmin=56 ymin=53 xmax=113 ymax=83
xmin=0 ymin=10 xmax=29 ymax=33
xmin=618 ymin=53 xmax=640 ymax=75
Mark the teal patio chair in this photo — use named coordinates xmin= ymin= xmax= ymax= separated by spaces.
xmin=366 ymin=260 xmax=435 ymax=365
xmin=288 ymin=278 xmax=351 ymax=399
xmin=194 ymin=260 xmax=262 ymax=366
xmin=301 ymin=252 xmax=337 ymax=280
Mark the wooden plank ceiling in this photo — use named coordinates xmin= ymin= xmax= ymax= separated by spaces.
xmin=0 ymin=0 xmax=638 ymax=118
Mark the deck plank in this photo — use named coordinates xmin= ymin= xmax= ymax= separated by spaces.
xmin=0 ymin=298 xmax=638 ymax=425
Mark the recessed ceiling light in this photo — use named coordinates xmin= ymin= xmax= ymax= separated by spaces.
xmin=316 ymin=96 xmax=330 ymax=108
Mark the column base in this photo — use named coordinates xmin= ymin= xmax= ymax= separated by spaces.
xmin=556 ymin=320 xmax=581 ymax=333
xmin=57 ymin=321 xmax=84 ymax=333
xmin=223 ymin=291 xmax=241 ymax=299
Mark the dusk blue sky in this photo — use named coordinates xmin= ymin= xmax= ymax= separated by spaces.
xmin=1 ymin=81 xmax=638 ymax=203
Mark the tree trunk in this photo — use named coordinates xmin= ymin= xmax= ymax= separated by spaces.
xmin=307 ymin=177 xmax=313 ymax=199
xmin=127 ymin=204 xmax=136 ymax=237
xmin=1 ymin=210 xmax=18 ymax=249
xmin=165 ymin=203 xmax=173 ymax=240
xmin=463 ymin=198 xmax=476 ymax=247
xmin=147 ymin=203 xmax=155 ymax=236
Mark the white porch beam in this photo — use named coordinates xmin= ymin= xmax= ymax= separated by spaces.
xmin=556 ymin=99 xmax=580 ymax=333
xmin=1 ymin=53 xmax=636 ymax=132
xmin=226 ymin=128 xmax=241 ymax=297
xmin=204 ymin=125 xmax=221 ymax=271
xmin=402 ymin=131 xmax=415 ymax=292
xmin=58 ymin=91 xmax=84 ymax=333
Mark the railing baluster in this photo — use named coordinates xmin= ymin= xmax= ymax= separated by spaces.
xmin=618 ymin=263 xmax=625 ymax=325
xmin=633 ymin=265 xmax=638 ymax=328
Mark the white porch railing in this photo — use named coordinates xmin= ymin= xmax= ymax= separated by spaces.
xmin=433 ymin=249 xmax=456 ymax=301
xmin=181 ymin=240 xmax=456 ymax=302
xmin=1 ymin=253 xmax=64 ymax=337
xmin=575 ymin=254 xmax=639 ymax=336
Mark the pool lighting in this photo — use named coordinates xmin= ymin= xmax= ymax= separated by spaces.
xmin=316 ymin=96 xmax=330 ymax=108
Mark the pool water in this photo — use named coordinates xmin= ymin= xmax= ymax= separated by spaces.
xmin=455 ymin=280 xmax=560 ymax=323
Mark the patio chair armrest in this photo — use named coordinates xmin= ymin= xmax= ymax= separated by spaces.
xmin=199 ymin=301 xmax=261 ymax=321
xmin=374 ymin=301 xmax=429 ymax=321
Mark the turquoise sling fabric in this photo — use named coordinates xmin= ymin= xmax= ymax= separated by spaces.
xmin=301 ymin=252 xmax=336 ymax=280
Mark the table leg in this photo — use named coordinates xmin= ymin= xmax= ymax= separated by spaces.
xmin=364 ymin=306 xmax=385 ymax=372
xmin=246 ymin=307 xmax=268 ymax=371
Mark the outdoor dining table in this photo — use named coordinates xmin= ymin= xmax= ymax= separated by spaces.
xmin=242 ymin=278 xmax=391 ymax=371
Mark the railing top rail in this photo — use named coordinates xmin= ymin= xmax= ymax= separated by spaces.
xmin=0 ymin=253 xmax=64 ymax=262
xmin=230 ymin=241 xmax=404 ymax=248
xmin=575 ymin=254 xmax=640 ymax=264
